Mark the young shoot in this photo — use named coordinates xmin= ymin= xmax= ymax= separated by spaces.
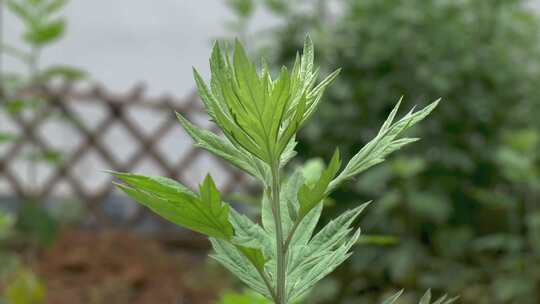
xmin=111 ymin=37 xmax=447 ymax=304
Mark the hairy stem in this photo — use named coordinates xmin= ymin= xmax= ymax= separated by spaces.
xmin=270 ymin=162 xmax=286 ymax=304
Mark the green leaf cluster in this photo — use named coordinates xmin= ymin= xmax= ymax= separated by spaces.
xmin=7 ymin=0 xmax=67 ymax=46
xmin=112 ymin=37 xmax=439 ymax=303
xmin=2 ymin=0 xmax=86 ymax=89
xmin=112 ymin=173 xmax=233 ymax=240
xmin=190 ymin=37 xmax=339 ymax=168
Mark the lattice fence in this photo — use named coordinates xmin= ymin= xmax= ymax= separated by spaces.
xmin=0 ymin=84 xmax=250 ymax=232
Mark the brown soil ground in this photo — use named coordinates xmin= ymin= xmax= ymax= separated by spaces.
xmin=33 ymin=229 xmax=230 ymax=304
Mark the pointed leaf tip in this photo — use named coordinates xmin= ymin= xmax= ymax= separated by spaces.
xmin=419 ymin=289 xmax=432 ymax=304
xmin=304 ymin=34 xmax=314 ymax=48
xmin=381 ymin=289 xmax=404 ymax=304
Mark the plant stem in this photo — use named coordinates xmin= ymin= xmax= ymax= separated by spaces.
xmin=270 ymin=162 xmax=286 ymax=304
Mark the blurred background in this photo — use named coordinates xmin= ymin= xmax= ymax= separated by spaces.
xmin=1 ymin=0 xmax=539 ymax=303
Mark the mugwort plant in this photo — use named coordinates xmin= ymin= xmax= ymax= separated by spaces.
xmin=111 ymin=37 xmax=455 ymax=304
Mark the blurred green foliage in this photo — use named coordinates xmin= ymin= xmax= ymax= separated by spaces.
xmin=16 ymin=201 xmax=58 ymax=247
xmin=3 ymin=270 xmax=45 ymax=304
xmin=0 ymin=209 xmax=46 ymax=304
xmin=0 ymin=212 xmax=15 ymax=241
xmin=226 ymin=0 xmax=540 ymax=303
xmin=2 ymin=0 xmax=86 ymax=86
xmin=0 ymin=211 xmax=20 ymax=283
xmin=1 ymin=0 xmax=87 ymax=176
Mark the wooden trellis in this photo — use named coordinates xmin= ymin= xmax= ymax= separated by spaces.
xmin=0 ymin=84 xmax=249 ymax=229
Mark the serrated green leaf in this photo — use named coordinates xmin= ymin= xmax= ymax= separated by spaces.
xmin=286 ymin=203 xmax=369 ymax=301
xmin=277 ymin=92 xmax=306 ymax=158
xmin=230 ymin=209 xmax=273 ymax=259
xmin=112 ymin=172 xmax=233 ymax=240
xmin=286 ymin=197 xmax=367 ymax=287
xmin=302 ymin=68 xmax=341 ymax=124
xmin=288 ymin=229 xmax=361 ymax=301
xmin=298 ymin=149 xmax=341 ymax=218
xmin=420 ymin=289 xmax=432 ymax=304
xmin=432 ymin=295 xmax=448 ymax=304
xmin=110 ymin=172 xmax=195 ymax=196
xmin=211 ymin=41 xmax=271 ymax=162
xmin=289 ymin=203 xmax=322 ymax=247
xmin=280 ymin=136 xmax=297 ymax=168
xmin=330 ymin=99 xmax=440 ymax=191
xmin=306 ymin=202 xmax=370 ymax=258
xmin=433 ymin=294 xmax=459 ymax=304
xmin=381 ymin=290 xmax=404 ymax=304
xmin=237 ymin=245 xmax=266 ymax=272
xmin=177 ymin=112 xmax=268 ymax=182
xmin=402 ymin=290 xmax=459 ymax=304
xmin=193 ymin=66 xmax=220 ymax=122
xmin=193 ymin=36 xmax=336 ymax=166
xmin=210 ymin=238 xmax=274 ymax=300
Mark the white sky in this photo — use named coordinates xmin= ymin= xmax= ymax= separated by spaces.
xmin=3 ymin=0 xmax=277 ymax=97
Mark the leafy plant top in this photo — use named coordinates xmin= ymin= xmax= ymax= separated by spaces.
xmin=111 ymin=36 xmax=440 ymax=304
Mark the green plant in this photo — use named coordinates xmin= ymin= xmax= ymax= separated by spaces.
xmin=2 ymin=0 xmax=86 ymax=91
xmin=1 ymin=0 xmax=86 ymax=196
xmin=111 ymin=37 xmax=444 ymax=303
